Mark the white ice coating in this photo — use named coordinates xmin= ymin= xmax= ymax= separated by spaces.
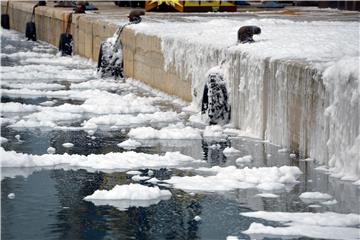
xmin=131 ymin=18 xmax=360 ymax=181
xmin=241 ymin=211 xmax=360 ymax=240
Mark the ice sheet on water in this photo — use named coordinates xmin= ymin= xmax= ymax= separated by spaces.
xmin=299 ymin=191 xmax=333 ymax=200
xmin=117 ymin=139 xmax=142 ymax=150
xmin=1 ymin=102 xmax=40 ymax=112
xmin=83 ymin=111 xmax=179 ymax=130
xmin=7 ymin=91 xmax=163 ymax=129
xmin=165 ymin=165 xmax=301 ymax=192
xmin=84 ymin=183 xmax=171 ymax=211
xmin=128 ymin=123 xmax=202 ymax=140
xmin=1 ymin=81 xmax=66 ymax=91
xmin=241 ymin=211 xmax=360 ymax=240
xmin=0 ymin=147 xmax=202 ymax=171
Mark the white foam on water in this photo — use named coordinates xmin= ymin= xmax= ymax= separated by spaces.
xmin=83 ymin=183 xmax=171 ymax=210
xmin=165 ymin=165 xmax=301 ymax=192
xmin=0 ymin=147 xmax=202 ymax=171
xmin=128 ymin=123 xmax=202 ymax=140
xmin=241 ymin=211 xmax=360 ymax=240
xmin=117 ymin=139 xmax=142 ymax=150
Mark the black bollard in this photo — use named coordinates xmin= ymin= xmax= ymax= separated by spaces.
xmin=1 ymin=1 xmax=10 ymax=29
xmin=97 ymin=10 xmax=145 ymax=79
xmin=237 ymin=25 xmax=261 ymax=44
xmin=58 ymin=13 xmax=73 ymax=56
xmin=25 ymin=4 xmax=38 ymax=41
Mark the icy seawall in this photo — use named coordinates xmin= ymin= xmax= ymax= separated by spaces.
xmin=1 ymin=1 xmax=358 ymax=181
xmin=131 ymin=18 xmax=359 ymax=181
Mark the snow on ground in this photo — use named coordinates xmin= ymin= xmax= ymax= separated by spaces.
xmin=84 ymin=183 xmax=171 ymax=211
xmin=241 ymin=211 xmax=360 ymax=240
xmin=0 ymin=147 xmax=202 ymax=171
xmin=165 ymin=165 xmax=302 ymax=192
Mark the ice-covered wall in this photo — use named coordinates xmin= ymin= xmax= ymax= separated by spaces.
xmin=131 ymin=18 xmax=359 ymax=181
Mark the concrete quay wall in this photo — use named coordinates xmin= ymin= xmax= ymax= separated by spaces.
xmin=1 ymin=2 xmax=192 ymax=101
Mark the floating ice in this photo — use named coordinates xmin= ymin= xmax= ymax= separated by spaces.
xmin=126 ymin=170 xmax=142 ymax=175
xmin=255 ymin=193 xmax=279 ymax=198
xmin=1 ymin=137 xmax=8 ymax=144
xmin=0 ymin=148 xmax=201 ymax=171
xmin=146 ymin=177 xmax=160 ymax=184
xmin=277 ymin=148 xmax=288 ymax=153
xmin=223 ymin=147 xmax=241 ymax=156
xmin=1 ymin=102 xmax=40 ymax=112
xmin=242 ymin=211 xmax=360 ymax=240
xmin=165 ymin=165 xmax=301 ymax=192
xmin=39 ymin=100 xmax=57 ymax=106
xmin=203 ymin=125 xmax=226 ymax=138
xmin=128 ymin=123 xmax=202 ymax=140
xmin=321 ymin=199 xmax=338 ymax=205
xmin=132 ymin=175 xmax=150 ymax=182
xmin=194 ymin=216 xmax=201 ymax=221
xmin=8 ymin=193 xmax=15 ymax=199
xmin=62 ymin=143 xmax=74 ymax=148
xmin=47 ymin=147 xmax=56 ymax=154
xmin=117 ymin=139 xmax=142 ymax=150
xmin=236 ymin=155 xmax=253 ymax=163
xmin=257 ymin=182 xmax=285 ymax=192
xmin=15 ymin=135 xmax=21 ymax=141
xmin=83 ymin=183 xmax=171 ymax=210
xmin=83 ymin=111 xmax=179 ymax=129
xmin=299 ymin=192 xmax=333 ymax=200
xmin=226 ymin=236 xmax=239 ymax=240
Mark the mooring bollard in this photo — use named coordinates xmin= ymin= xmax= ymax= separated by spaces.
xmin=25 ymin=3 xmax=39 ymax=41
xmin=1 ymin=1 xmax=10 ymax=29
xmin=97 ymin=10 xmax=145 ymax=79
xmin=237 ymin=26 xmax=261 ymax=43
xmin=58 ymin=13 xmax=73 ymax=56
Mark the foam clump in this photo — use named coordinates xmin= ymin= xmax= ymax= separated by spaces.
xmin=242 ymin=211 xmax=360 ymax=240
xmin=166 ymin=165 xmax=302 ymax=192
xmin=84 ymin=183 xmax=171 ymax=201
